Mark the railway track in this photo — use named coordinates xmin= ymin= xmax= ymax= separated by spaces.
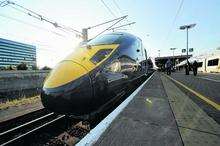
xmin=0 ymin=108 xmax=65 ymax=146
xmin=0 ymin=73 xmax=153 ymax=146
xmin=0 ymin=108 xmax=90 ymax=146
xmin=0 ymin=113 xmax=90 ymax=146
xmin=0 ymin=108 xmax=50 ymax=133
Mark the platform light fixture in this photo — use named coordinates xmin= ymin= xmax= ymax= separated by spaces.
xmin=179 ymin=23 xmax=196 ymax=63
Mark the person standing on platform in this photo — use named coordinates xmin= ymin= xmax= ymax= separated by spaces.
xmin=185 ymin=61 xmax=190 ymax=75
xmin=165 ymin=59 xmax=172 ymax=75
xmin=192 ymin=60 xmax=198 ymax=76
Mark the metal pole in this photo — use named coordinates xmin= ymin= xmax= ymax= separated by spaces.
xmin=186 ymin=27 xmax=189 ymax=75
xmin=186 ymin=27 xmax=189 ymax=63
xmin=82 ymin=28 xmax=88 ymax=42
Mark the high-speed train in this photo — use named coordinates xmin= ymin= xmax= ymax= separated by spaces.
xmin=41 ymin=32 xmax=150 ymax=119
xmin=197 ymin=54 xmax=220 ymax=73
xmin=176 ymin=52 xmax=220 ymax=73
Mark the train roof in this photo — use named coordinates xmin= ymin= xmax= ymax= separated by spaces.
xmin=106 ymin=32 xmax=140 ymax=40
xmin=86 ymin=32 xmax=139 ymax=46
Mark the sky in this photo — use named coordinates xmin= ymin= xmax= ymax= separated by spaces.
xmin=0 ymin=0 xmax=219 ymax=67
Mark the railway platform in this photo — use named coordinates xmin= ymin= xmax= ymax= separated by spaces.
xmin=92 ymin=72 xmax=220 ymax=146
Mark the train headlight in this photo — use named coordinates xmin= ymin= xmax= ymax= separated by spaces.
xmin=106 ymin=60 xmax=121 ymax=73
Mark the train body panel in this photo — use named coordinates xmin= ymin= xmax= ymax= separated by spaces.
xmin=177 ymin=53 xmax=220 ymax=73
xmin=197 ymin=55 xmax=220 ymax=73
xmin=41 ymin=32 xmax=149 ymax=119
xmin=205 ymin=56 xmax=220 ymax=73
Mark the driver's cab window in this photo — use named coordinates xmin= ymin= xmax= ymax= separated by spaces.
xmin=90 ymin=49 xmax=113 ymax=64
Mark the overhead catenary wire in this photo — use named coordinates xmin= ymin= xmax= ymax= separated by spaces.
xmin=108 ymin=22 xmax=136 ymax=31
xmin=165 ymin=0 xmax=184 ymax=41
xmin=100 ymin=0 xmax=117 ymax=18
xmin=88 ymin=15 xmax=128 ymax=29
xmin=7 ymin=4 xmax=72 ymax=37
xmin=0 ymin=0 xmax=8 ymax=7
xmin=3 ymin=0 xmax=82 ymax=36
xmin=0 ymin=13 xmax=67 ymax=38
xmin=112 ymin=0 xmax=122 ymax=13
xmin=93 ymin=15 xmax=127 ymax=38
xmin=1 ymin=0 xmax=133 ymax=41
xmin=6 ymin=1 xmax=60 ymax=27
xmin=111 ymin=0 xmax=132 ymax=29
xmin=2 ymin=2 xmax=81 ymax=38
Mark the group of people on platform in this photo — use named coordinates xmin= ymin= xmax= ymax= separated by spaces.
xmin=185 ymin=60 xmax=198 ymax=76
xmin=165 ymin=59 xmax=198 ymax=76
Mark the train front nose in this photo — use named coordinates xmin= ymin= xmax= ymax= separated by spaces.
xmin=41 ymin=60 xmax=93 ymax=116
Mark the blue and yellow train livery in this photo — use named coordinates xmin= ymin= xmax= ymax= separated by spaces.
xmin=41 ymin=32 xmax=150 ymax=119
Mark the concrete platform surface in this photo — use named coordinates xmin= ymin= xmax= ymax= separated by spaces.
xmin=95 ymin=72 xmax=183 ymax=146
xmin=94 ymin=72 xmax=220 ymax=146
xmin=168 ymin=72 xmax=220 ymax=123
xmin=161 ymin=75 xmax=220 ymax=146
xmin=170 ymin=72 xmax=220 ymax=103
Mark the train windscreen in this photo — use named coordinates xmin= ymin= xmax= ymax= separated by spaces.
xmin=87 ymin=34 xmax=122 ymax=46
xmin=90 ymin=49 xmax=113 ymax=64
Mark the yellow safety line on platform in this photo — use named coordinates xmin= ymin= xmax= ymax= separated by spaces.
xmin=165 ymin=75 xmax=220 ymax=111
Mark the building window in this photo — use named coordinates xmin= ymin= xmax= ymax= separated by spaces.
xmin=0 ymin=38 xmax=36 ymax=68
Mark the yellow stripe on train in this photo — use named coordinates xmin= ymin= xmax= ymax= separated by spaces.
xmin=44 ymin=44 xmax=119 ymax=88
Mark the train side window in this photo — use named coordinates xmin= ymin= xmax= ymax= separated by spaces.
xmin=213 ymin=59 xmax=219 ymax=66
xmin=208 ymin=60 xmax=211 ymax=66
xmin=208 ymin=59 xmax=219 ymax=66
xmin=90 ymin=49 xmax=113 ymax=64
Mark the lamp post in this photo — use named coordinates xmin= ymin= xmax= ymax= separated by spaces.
xmin=179 ymin=23 xmax=196 ymax=75
xmin=179 ymin=23 xmax=196 ymax=63
xmin=158 ymin=50 xmax=160 ymax=57
xmin=170 ymin=48 xmax=176 ymax=66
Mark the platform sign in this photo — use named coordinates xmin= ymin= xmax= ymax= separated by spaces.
xmin=189 ymin=48 xmax=193 ymax=52
xmin=182 ymin=49 xmax=186 ymax=53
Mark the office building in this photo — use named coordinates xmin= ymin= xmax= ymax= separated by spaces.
xmin=0 ymin=38 xmax=36 ymax=68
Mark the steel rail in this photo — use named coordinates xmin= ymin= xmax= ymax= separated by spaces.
xmin=1 ymin=115 xmax=65 ymax=146
xmin=0 ymin=112 xmax=54 ymax=136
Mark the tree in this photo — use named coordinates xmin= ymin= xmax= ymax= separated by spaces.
xmin=41 ymin=66 xmax=51 ymax=70
xmin=32 ymin=65 xmax=39 ymax=70
xmin=17 ymin=62 xmax=28 ymax=70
